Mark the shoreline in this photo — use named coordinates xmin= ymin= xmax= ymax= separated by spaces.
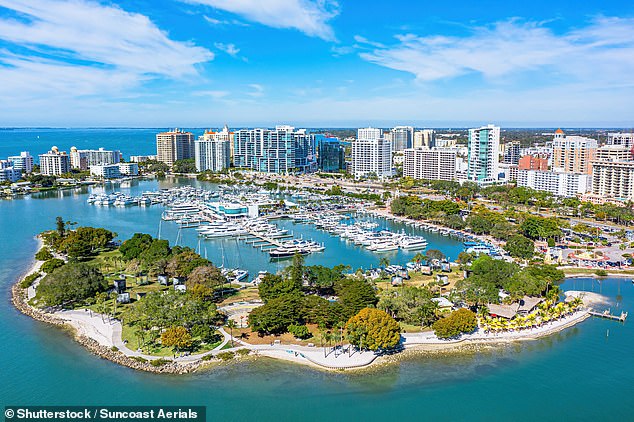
xmin=12 ymin=272 xmax=599 ymax=375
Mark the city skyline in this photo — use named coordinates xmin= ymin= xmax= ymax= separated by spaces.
xmin=1 ymin=0 xmax=634 ymax=127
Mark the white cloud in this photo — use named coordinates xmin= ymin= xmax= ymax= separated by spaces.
xmin=214 ymin=42 xmax=240 ymax=57
xmin=186 ymin=0 xmax=339 ymax=40
xmin=247 ymin=83 xmax=264 ymax=97
xmin=358 ymin=17 xmax=634 ymax=86
xmin=193 ymin=90 xmax=231 ymax=98
xmin=0 ymin=0 xmax=214 ymax=101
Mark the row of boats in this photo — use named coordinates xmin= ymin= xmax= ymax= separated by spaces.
xmin=87 ymin=193 xmax=153 ymax=207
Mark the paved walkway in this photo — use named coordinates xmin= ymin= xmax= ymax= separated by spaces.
xmin=54 ymin=310 xmax=378 ymax=369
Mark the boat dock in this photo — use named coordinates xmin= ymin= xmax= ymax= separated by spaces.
xmin=589 ymin=310 xmax=628 ymax=322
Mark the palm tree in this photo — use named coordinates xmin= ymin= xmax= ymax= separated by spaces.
xmin=378 ymin=257 xmax=390 ymax=269
xmin=226 ymin=319 xmax=237 ymax=347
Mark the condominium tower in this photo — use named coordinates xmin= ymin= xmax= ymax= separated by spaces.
xmin=467 ymin=124 xmax=500 ymax=184
xmin=70 ymin=147 xmax=121 ymax=170
xmin=195 ymin=131 xmax=231 ymax=172
xmin=7 ymin=151 xmax=34 ymax=174
xmin=403 ymin=148 xmax=456 ymax=181
xmin=351 ymin=138 xmax=392 ymax=179
xmin=552 ymin=129 xmax=597 ymax=174
xmin=390 ymin=126 xmax=414 ymax=151
xmin=39 ymin=147 xmax=71 ymax=176
xmin=156 ymin=129 xmax=195 ymax=167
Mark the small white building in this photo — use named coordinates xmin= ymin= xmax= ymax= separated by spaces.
xmin=90 ymin=164 xmax=121 ymax=179
xmin=118 ymin=162 xmax=139 ymax=176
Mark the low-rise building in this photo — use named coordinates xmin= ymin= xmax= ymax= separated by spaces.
xmin=118 ymin=163 xmax=139 ymax=176
xmin=90 ymin=164 xmax=121 ymax=179
xmin=130 ymin=155 xmax=157 ymax=162
xmin=0 ymin=164 xmax=21 ymax=182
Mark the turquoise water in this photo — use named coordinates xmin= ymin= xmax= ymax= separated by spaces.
xmin=1 ymin=132 xmax=633 ymax=420
xmin=0 ymin=128 xmax=192 ymax=160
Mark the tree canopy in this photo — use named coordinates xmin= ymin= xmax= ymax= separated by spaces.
xmin=36 ymin=262 xmax=107 ymax=307
xmin=433 ymin=308 xmax=477 ymax=339
xmin=346 ymin=308 xmax=401 ymax=351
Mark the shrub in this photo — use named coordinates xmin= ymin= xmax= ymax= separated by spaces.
xmin=216 ymin=351 xmax=235 ymax=361
xmin=288 ymin=324 xmax=312 ymax=340
xmin=131 ymin=356 xmax=147 ymax=363
xmin=150 ymin=358 xmax=169 ymax=367
xmin=201 ymin=354 xmax=214 ymax=361
xmin=433 ymin=308 xmax=477 ymax=339
xmin=110 ymin=346 xmax=119 ymax=352
xmin=236 ymin=348 xmax=250 ymax=356
xmin=20 ymin=272 xmax=41 ymax=289
xmin=595 ymin=269 xmax=608 ymax=277
xmin=35 ymin=248 xmax=54 ymax=261
xmin=41 ymin=258 xmax=65 ymax=274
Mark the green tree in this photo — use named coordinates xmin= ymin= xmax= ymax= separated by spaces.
xmin=172 ymin=159 xmax=197 ymax=174
xmin=36 ymin=262 xmax=107 ymax=307
xmin=35 ymin=248 xmax=53 ymax=261
xmin=258 ymin=273 xmax=302 ymax=302
xmin=505 ymin=235 xmax=535 ymax=259
xmin=288 ymin=324 xmax=311 ymax=339
xmin=346 ymin=308 xmax=401 ymax=351
xmin=226 ymin=319 xmax=237 ymax=347
xmin=335 ymin=278 xmax=378 ymax=318
xmin=41 ymin=258 xmax=65 ymax=274
xmin=248 ymin=293 xmax=304 ymax=334
xmin=56 ymin=216 xmax=66 ymax=238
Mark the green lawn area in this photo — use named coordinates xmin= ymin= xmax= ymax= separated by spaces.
xmin=120 ymin=323 xmax=223 ymax=357
xmin=218 ymin=286 xmax=261 ymax=306
xmin=562 ymin=268 xmax=634 ymax=276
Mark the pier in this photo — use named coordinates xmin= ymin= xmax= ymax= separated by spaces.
xmin=589 ymin=310 xmax=628 ymax=322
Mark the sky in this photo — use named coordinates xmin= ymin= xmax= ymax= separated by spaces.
xmin=1 ymin=0 xmax=633 ymax=127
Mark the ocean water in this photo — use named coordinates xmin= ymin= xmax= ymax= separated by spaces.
xmin=0 ymin=128 xmax=198 ymax=160
xmin=1 ymin=132 xmax=634 ymax=420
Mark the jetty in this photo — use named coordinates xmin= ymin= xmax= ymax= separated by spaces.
xmin=589 ymin=310 xmax=628 ymax=322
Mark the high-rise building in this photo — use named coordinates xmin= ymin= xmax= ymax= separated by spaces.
xmin=413 ymin=129 xmax=436 ymax=148
xmin=594 ymin=145 xmax=633 ymax=162
xmin=233 ymin=126 xmax=316 ymax=173
xmin=390 ymin=126 xmax=414 ymax=151
xmin=517 ymin=170 xmax=590 ymax=197
xmin=70 ymin=147 xmax=121 ymax=170
xmin=195 ymin=131 xmax=231 ymax=172
xmin=7 ymin=151 xmax=34 ymax=174
xmin=552 ymin=129 xmax=597 ymax=174
xmin=351 ymin=138 xmax=392 ymax=179
xmin=518 ymin=154 xmax=549 ymax=171
xmin=503 ymin=142 xmax=521 ymax=164
xmin=607 ymin=132 xmax=634 ymax=149
xmin=156 ymin=129 xmax=195 ymax=167
xmin=317 ymin=137 xmax=345 ymax=172
xmin=467 ymin=124 xmax=500 ymax=184
xmin=39 ymin=147 xmax=70 ymax=176
xmin=403 ymin=148 xmax=456 ymax=181
xmin=357 ymin=127 xmax=382 ymax=141
xmin=591 ymin=160 xmax=634 ymax=202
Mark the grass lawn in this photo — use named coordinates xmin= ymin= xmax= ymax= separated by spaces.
xmin=120 ymin=323 xmax=224 ymax=357
xmin=562 ymin=268 xmax=634 ymax=276
xmin=374 ymin=270 xmax=463 ymax=293
xmin=218 ymin=286 xmax=261 ymax=306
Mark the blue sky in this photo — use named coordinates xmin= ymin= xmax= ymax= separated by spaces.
xmin=1 ymin=0 xmax=633 ymax=127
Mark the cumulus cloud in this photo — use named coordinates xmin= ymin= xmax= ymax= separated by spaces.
xmin=186 ymin=0 xmax=339 ymax=40
xmin=0 ymin=0 xmax=213 ymax=99
xmin=357 ymin=17 xmax=634 ymax=86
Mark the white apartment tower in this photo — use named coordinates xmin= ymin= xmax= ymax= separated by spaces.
xmin=467 ymin=124 xmax=500 ymax=184
xmin=195 ymin=130 xmax=231 ymax=172
xmin=357 ymin=127 xmax=382 ymax=141
xmin=70 ymin=147 xmax=121 ymax=170
xmin=352 ymin=138 xmax=392 ymax=179
xmin=39 ymin=147 xmax=70 ymax=176
xmin=7 ymin=151 xmax=34 ymax=174
xmin=403 ymin=148 xmax=456 ymax=181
